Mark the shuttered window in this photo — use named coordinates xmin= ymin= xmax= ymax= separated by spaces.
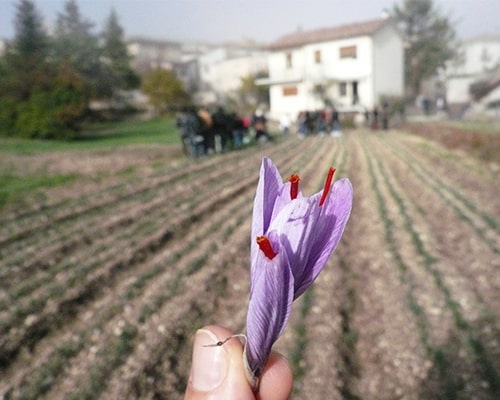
xmin=339 ymin=45 xmax=357 ymax=59
xmin=283 ymin=86 xmax=298 ymax=96
xmin=314 ymin=50 xmax=321 ymax=63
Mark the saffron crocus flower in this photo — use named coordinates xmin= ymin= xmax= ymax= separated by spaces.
xmin=244 ymin=157 xmax=353 ymax=390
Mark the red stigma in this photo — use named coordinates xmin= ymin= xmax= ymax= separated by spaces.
xmin=288 ymin=174 xmax=300 ymax=200
xmin=256 ymin=236 xmax=277 ymax=260
xmin=319 ymin=167 xmax=336 ymax=206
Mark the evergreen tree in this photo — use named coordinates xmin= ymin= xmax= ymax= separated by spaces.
xmin=53 ymin=0 xmax=102 ymax=98
xmin=3 ymin=0 xmax=49 ymax=101
xmin=392 ymin=0 xmax=458 ymax=96
xmin=101 ymin=8 xmax=138 ymax=97
xmin=0 ymin=0 xmax=88 ymax=138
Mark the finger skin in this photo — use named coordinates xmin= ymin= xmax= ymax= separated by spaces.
xmin=258 ymin=352 xmax=293 ymax=400
xmin=184 ymin=325 xmax=293 ymax=400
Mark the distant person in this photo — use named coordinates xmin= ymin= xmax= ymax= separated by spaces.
xmin=176 ymin=107 xmax=203 ymax=157
xmin=297 ymin=111 xmax=307 ymax=138
xmin=185 ymin=107 xmax=203 ymax=157
xmin=279 ymin=113 xmax=291 ymax=137
xmin=382 ymin=101 xmax=390 ymax=130
xmin=252 ymin=109 xmax=270 ymax=143
xmin=330 ymin=107 xmax=342 ymax=137
xmin=230 ymin=112 xmax=245 ymax=149
xmin=212 ymin=106 xmax=231 ymax=152
xmin=317 ymin=109 xmax=327 ymax=135
xmin=371 ymin=107 xmax=379 ymax=130
xmin=198 ymin=106 xmax=215 ymax=154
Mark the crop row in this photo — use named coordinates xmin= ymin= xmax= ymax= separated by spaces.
xmin=2 ymin=129 xmax=498 ymax=399
xmin=355 ymin=132 xmax=498 ymax=398
xmin=0 ymin=137 xmax=344 ymax=397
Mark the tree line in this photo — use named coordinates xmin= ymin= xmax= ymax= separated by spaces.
xmin=0 ymin=0 xmax=140 ymax=139
xmin=0 ymin=0 xmax=458 ymax=140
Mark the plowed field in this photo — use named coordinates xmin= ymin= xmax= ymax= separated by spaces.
xmin=0 ymin=127 xmax=498 ymax=399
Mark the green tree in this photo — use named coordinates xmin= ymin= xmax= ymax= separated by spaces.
xmin=0 ymin=0 xmax=50 ymax=134
xmin=2 ymin=0 xmax=49 ymax=101
xmin=237 ymin=72 xmax=269 ymax=113
xmin=141 ymin=69 xmax=189 ymax=116
xmin=101 ymin=8 xmax=139 ymax=97
xmin=53 ymin=0 xmax=102 ymax=98
xmin=392 ymin=0 xmax=457 ymax=96
xmin=15 ymin=65 xmax=87 ymax=139
xmin=0 ymin=0 xmax=88 ymax=138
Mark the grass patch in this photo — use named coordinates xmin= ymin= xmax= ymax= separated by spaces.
xmin=0 ymin=173 xmax=78 ymax=209
xmin=0 ymin=118 xmax=179 ymax=154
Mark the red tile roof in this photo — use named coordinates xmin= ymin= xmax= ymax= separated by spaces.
xmin=268 ymin=18 xmax=389 ymax=50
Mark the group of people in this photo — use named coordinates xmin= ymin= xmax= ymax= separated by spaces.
xmin=177 ymin=103 xmax=395 ymax=158
xmin=366 ymin=101 xmax=391 ymax=130
xmin=177 ymin=106 xmax=274 ymax=158
xmin=176 ymin=106 xmax=247 ymax=158
xmin=293 ymin=103 xmax=392 ymax=137
xmin=295 ymin=108 xmax=343 ymax=137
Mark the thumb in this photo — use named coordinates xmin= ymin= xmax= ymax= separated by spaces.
xmin=184 ymin=325 xmax=254 ymax=400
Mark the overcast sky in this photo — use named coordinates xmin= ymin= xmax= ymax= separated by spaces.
xmin=1 ymin=0 xmax=499 ymax=44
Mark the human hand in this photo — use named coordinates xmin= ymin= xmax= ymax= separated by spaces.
xmin=184 ymin=325 xmax=293 ymax=400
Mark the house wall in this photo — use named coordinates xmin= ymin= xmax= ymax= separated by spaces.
xmin=445 ymin=36 xmax=500 ymax=105
xmin=267 ymin=36 xmax=377 ymax=119
xmin=372 ymin=24 xmax=405 ymax=105
xmin=447 ymin=76 xmax=476 ymax=103
xmin=450 ymin=37 xmax=500 ymax=76
xmin=266 ymin=26 xmax=404 ymax=120
xmin=198 ymin=48 xmax=268 ymax=101
xmin=211 ymin=53 xmax=268 ymax=93
xmin=321 ymin=36 xmax=375 ymax=109
xmin=267 ymin=48 xmax=309 ymax=118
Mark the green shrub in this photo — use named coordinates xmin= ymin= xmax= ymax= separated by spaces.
xmin=0 ymin=98 xmax=18 ymax=136
xmin=15 ymin=74 xmax=87 ymax=139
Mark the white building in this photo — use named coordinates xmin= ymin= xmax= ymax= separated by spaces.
xmin=445 ymin=35 xmax=500 ymax=105
xmin=259 ymin=17 xmax=405 ymax=120
xmin=197 ymin=46 xmax=268 ymax=103
xmin=126 ymin=37 xmax=268 ymax=105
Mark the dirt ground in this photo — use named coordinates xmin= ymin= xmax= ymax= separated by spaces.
xmin=0 ymin=124 xmax=498 ymax=399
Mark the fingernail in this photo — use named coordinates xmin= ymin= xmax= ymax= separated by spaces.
xmin=190 ymin=329 xmax=227 ymax=391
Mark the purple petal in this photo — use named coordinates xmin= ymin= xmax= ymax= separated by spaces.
xmin=251 ymin=158 xmax=282 ymax=271
xmin=267 ymin=178 xmax=353 ymax=298
xmin=251 ymin=158 xmax=282 ymax=239
xmin=245 ymin=249 xmax=294 ymax=377
xmin=251 ymin=158 xmax=300 ymax=241
xmin=294 ymin=178 xmax=353 ymax=297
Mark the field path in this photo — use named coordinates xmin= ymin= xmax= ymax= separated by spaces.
xmin=0 ymin=128 xmax=498 ymax=399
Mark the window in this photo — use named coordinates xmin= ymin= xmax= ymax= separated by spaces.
xmin=339 ymin=82 xmax=347 ymax=97
xmin=286 ymin=52 xmax=292 ymax=68
xmin=314 ymin=50 xmax=321 ymax=64
xmin=283 ymin=86 xmax=298 ymax=96
xmin=339 ymin=45 xmax=357 ymax=59
xmin=352 ymin=81 xmax=359 ymax=104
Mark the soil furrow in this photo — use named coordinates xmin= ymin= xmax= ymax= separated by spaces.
xmin=391 ymin=143 xmax=499 ymax=252
xmin=361 ymin=132 xmax=499 ymax=398
xmin=0 ymin=166 xmax=260 ymax=370
xmin=0 ymin=138 xmax=318 ymax=398
xmin=0 ymin=187 xmax=254 ymax=398
xmin=1 ymin=128 xmax=497 ymax=400
xmin=338 ymin=133 xmax=430 ymax=399
xmin=366 ymin=134 xmax=499 ymax=314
